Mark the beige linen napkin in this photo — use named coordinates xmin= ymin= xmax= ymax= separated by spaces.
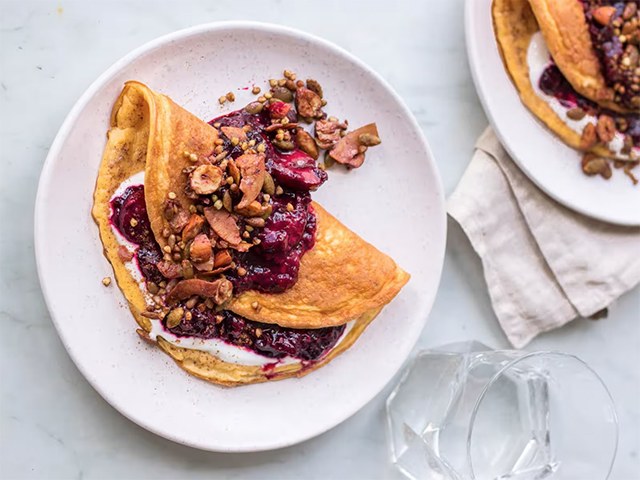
xmin=447 ymin=127 xmax=640 ymax=348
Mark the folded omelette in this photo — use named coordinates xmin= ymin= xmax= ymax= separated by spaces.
xmin=493 ymin=0 xmax=639 ymax=165
xmin=93 ymin=81 xmax=410 ymax=386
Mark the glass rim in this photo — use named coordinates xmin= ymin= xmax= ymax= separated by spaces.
xmin=465 ymin=350 xmax=619 ymax=480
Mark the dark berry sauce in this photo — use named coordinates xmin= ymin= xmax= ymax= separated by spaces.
xmin=207 ymin=108 xmax=326 ymax=293
xmin=109 ymin=185 xmax=164 ymax=284
xmin=228 ymin=192 xmax=316 ymax=293
xmin=540 ymin=64 xmax=640 ymax=145
xmin=166 ymin=306 xmax=345 ymax=362
xmin=580 ymin=0 xmax=639 ymax=110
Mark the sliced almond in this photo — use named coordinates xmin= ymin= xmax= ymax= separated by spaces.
xmin=203 ymin=207 xmax=242 ymax=245
xmin=221 ymin=126 xmax=247 ymax=142
xmin=235 ymin=154 xmax=266 ymax=211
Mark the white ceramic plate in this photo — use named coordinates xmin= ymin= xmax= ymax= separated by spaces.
xmin=35 ymin=22 xmax=446 ymax=452
xmin=465 ymin=0 xmax=640 ymax=226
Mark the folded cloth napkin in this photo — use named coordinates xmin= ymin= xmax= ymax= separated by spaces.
xmin=447 ymin=127 xmax=640 ymax=348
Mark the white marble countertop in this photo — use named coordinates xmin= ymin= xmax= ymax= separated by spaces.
xmin=1 ymin=1 xmax=638 ymax=478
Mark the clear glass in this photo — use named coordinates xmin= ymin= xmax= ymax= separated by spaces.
xmin=386 ymin=342 xmax=618 ymax=480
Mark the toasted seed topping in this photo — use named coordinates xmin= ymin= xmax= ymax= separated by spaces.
xmin=251 ymin=301 xmax=259 ymax=309
xmin=130 ymin=218 xmax=138 ymax=227
xmin=168 ymin=191 xmax=177 ymax=200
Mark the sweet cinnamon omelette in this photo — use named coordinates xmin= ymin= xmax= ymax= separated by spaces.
xmin=493 ymin=0 xmax=639 ymax=178
xmin=92 ymin=81 xmax=410 ymax=386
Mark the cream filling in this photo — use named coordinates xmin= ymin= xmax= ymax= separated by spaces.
xmin=109 ymin=172 xmax=354 ymax=368
xmin=148 ymin=318 xmax=356 ymax=367
xmin=527 ymin=31 xmax=637 ymax=159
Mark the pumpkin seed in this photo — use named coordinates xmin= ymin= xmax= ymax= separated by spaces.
xmin=244 ymin=101 xmax=264 ymax=114
xmin=260 ymin=205 xmax=273 ymax=220
xmin=272 ymin=139 xmax=295 ymax=151
xmin=273 ymin=86 xmax=293 ymax=103
xmin=567 ymin=108 xmax=586 ymax=121
xmin=324 ymin=150 xmax=335 ymax=168
xmin=166 ymin=307 xmax=184 ymax=328
xmin=262 ymin=172 xmax=276 ymax=195
xmin=147 ymin=282 xmax=159 ymax=295
xmin=358 ymin=133 xmax=381 ymax=147
xmin=295 ymin=129 xmax=319 ymax=160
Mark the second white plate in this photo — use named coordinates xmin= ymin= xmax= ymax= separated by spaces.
xmin=466 ymin=0 xmax=640 ymax=226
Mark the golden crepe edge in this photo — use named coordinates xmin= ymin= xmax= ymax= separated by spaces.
xmin=92 ymin=81 xmax=410 ymax=386
xmin=492 ymin=0 xmax=635 ymax=162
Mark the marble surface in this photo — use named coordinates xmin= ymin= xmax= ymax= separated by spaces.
xmin=0 ymin=1 xmax=637 ymax=479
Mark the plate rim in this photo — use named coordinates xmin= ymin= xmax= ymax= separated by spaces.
xmin=464 ymin=0 xmax=640 ymax=227
xmin=34 ymin=21 xmax=447 ymax=452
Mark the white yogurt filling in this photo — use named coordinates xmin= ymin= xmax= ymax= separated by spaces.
xmin=527 ymin=31 xmax=637 ymax=159
xmin=110 ymin=172 xmax=354 ymax=368
xmin=148 ymin=318 xmax=356 ymax=367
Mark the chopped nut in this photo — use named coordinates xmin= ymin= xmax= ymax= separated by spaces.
xmin=129 ymin=218 xmax=138 ymax=227
xmin=596 ymin=115 xmax=616 ymax=143
xmin=157 ymin=260 xmax=184 ymax=279
xmin=166 ymin=278 xmax=233 ymax=306
xmin=245 ymin=217 xmax=265 ymax=228
xmin=218 ymin=96 xmax=227 ymax=104
xmin=252 ymin=86 xmax=261 ymax=95
xmin=593 ymin=6 xmax=617 ymax=26
xmin=213 ymin=249 xmax=233 ymax=268
xmin=235 ymin=154 xmax=266 ymax=214
xmin=581 ymin=154 xmax=613 ymax=179
xmin=306 ymin=79 xmax=323 ymax=98
xmin=204 ymin=207 xmax=242 ymax=245
xmin=237 ymin=267 xmax=247 ymax=276
xmin=102 ymin=277 xmax=111 ymax=287
xmin=580 ymin=122 xmax=598 ymax=150
xmin=117 ymin=246 xmax=134 ymax=262
xmin=252 ymin=301 xmax=259 ymax=309
xmin=190 ymin=165 xmax=224 ymax=195
xmin=221 ymin=126 xmax=248 ymax=142
xmin=226 ymin=92 xmax=235 ymax=102
xmin=295 ymin=87 xmax=323 ymax=119
xmin=189 ymin=233 xmax=212 ymax=263
xmin=315 ymin=118 xmax=348 ymax=149
xmin=255 ymin=328 xmax=263 ymax=338
xmin=329 ymin=123 xmax=379 ymax=168
xmin=286 ymin=202 xmax=294 ymax=212
xmin=181 ymin=214 xmax=205 ymax=243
